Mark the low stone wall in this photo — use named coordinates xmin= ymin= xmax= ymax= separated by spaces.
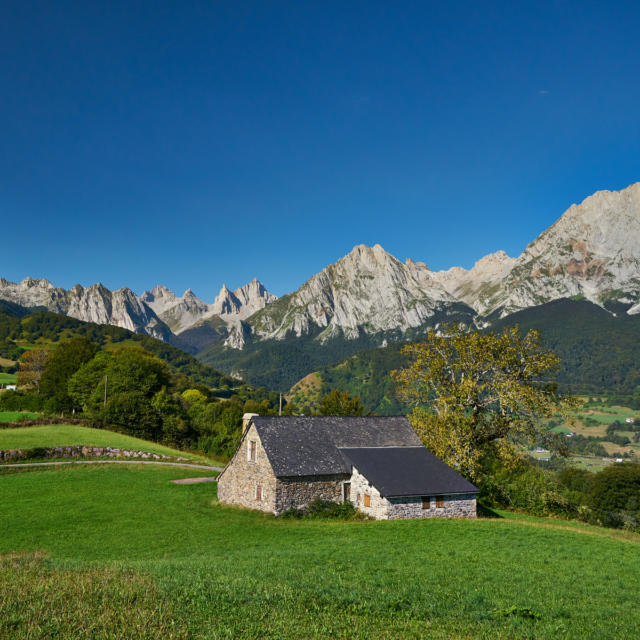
xmin=0 ymin=446 xmax=190 ymax=462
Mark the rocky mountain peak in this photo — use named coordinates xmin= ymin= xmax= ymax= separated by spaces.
xmin=249 ymin=243 xmax=468 ymax=343
xmin=480 ymin=181 xmax=640 ymax=316
xmin=0 ymin=276 xmax=171 ymax=340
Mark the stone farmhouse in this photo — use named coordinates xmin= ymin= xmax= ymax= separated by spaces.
xmin=217 ymin=415 xmax=478 ymax=520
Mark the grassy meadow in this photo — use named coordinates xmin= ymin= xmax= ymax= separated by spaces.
xmin=540 ymin=399 xmax=640 ymax=469
xmin=0 ymin=424 xmax=210 ymax=461
xmin=1 ymin=464 xmax=638 ymax=639
xmin=0 ymin=372 xmax=17 ymax=385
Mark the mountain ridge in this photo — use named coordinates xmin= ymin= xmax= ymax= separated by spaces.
xmin=2 ymin=181 xmax=640 ymax=390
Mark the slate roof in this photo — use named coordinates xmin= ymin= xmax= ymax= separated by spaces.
xmin=339 ymin=446 xmax=478 ymax=497
xmin=251 ymin=416 xmax=421 ymax=477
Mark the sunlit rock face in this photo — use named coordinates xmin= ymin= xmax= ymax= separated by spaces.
xmin=471 ymin=183 xmax=640 ymax=317
xmin=433 ymin=251 xmax=517 ymax=314
xmin=142 ymin=279 xmax=277 ymax=335
xmin=0 ymin=278 xmax=171 ymax=339
xmin=248 ymin=243 xmax=468 ymax=342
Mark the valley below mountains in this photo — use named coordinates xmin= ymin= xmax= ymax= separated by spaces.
xmin=2 ymin=181 xmax=640 ymax=394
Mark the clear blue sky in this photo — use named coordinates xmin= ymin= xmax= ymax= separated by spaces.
xmin=2 ymin=1 xmax=639 ymax=299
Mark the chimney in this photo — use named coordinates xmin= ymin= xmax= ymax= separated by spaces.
xmin=242 ymin=413 xmax=259 ymax=430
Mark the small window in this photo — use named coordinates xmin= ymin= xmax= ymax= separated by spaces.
xmin=435 ymin=496 xmax=445 ymax=508
xmin=256 ymin=485 xmax=262 ymax=501
xmin=364 ymin=494 xmax=371 ymax=508
xmin=248 ymin=440 xmax=257 ymax=462
xmin=422 ymin=496 xmax=431 ymax=510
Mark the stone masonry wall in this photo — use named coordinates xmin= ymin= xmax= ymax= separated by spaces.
xmin=387 ymin=493 xmax=477 ymax=519
xmin=275 ymin=474 xmax=347 ymax=514
xmin=349 ymin=466 xmax=390 ymax=519
xmin=0 ymin=446 xmax=186 ymax=462
xmin=216 ymin=424 xmax=278 ymax=514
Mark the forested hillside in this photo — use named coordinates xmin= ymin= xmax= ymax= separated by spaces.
xmin=293 ymin=299 xmax=640 ymax=414
xmin=0 ymin=306 xmax=239 ymax=391
xmin=0 ymin=305 xmax=287 ymax=459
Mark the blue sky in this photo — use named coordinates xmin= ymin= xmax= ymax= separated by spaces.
xmin=1 ymin=1 xmax=639 ymax=299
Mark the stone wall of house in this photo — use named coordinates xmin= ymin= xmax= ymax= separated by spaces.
xmin=387 ymin=493 xmax=477 ymax=519
xmin=216 ymin=424 xmax=278 ymax=514
xmin=349 ymin=466 xmax=390 ymax=519
xmin=275 ymin=474 xmax=347 ymax=514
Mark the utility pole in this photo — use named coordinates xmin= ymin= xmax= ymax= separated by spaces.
xmin=279 ymin=392 xmax=282 ymax=416
xmin=104 ymin=375 xmax=108 ymax=407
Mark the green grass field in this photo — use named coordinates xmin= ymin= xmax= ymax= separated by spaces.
xmin=0 ymin=424 xmax=209 ymax=461
xmin=0 ymin=372 xmax=17 ymax=384
xmin=0 ymin=411 xmax=42 ymax=423
xmin=0 ymin=464 xmax=638 ymax=639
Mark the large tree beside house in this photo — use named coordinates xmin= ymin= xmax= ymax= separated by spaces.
xmin=392 ymin=324 xmax=577 ymax=479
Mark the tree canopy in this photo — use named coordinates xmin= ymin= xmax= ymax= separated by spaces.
xmin=317 ymin=389 xmax=365 ymax=416
xmin=17 ymin=348 xmax=50 ymax=392
xmin=392 ymin=324 xmax=575 ymax=479
xmin=39 ymin=337 xmax=98 ymax=408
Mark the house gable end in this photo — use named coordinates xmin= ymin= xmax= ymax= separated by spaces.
xmin=216 ymin=422 xmax=278 ymax=513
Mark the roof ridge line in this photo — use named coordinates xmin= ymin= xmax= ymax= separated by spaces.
xmin=254 ymin=415 xmax=408 ymax=419
xmin=338 ymin=445 xmax=425 ymax=449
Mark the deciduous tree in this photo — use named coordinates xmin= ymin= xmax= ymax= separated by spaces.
xmin=317 ymin=389 xmax=365 ymax=416
xmin=17 ymin=348 xmax=50 ymax=393
xmin=392 ymin=324 xmax=576 ymax=479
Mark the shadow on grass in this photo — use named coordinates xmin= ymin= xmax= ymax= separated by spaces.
xmin=477 ymin=503 xmax=503 ymax=518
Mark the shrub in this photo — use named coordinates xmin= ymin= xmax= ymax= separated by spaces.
xmin=588 ymin=462 xmax=640 ymax=527
xmin=0 ymin=390 xmax=46 ymax=413
xmin=480 ymin=459 xmax=576 ymax=518
xmin=22 ymin=447 xmax=49 ymax=460
xmin=280 ymin=499 xmax=365 ymax=520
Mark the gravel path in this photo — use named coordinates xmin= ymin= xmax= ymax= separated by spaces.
xmin=0 ymin=460 xmax=223 ymax=471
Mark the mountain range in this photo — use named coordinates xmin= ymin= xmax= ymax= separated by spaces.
xmin=2 ymin=181 xmax=640 ymax=390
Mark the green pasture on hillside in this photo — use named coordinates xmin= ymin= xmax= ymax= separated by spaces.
xmin=0 ymin=465 xmax=638 ymax=639
xmin=0 ymin=424 xmax=208 ymax=461
xmin=0 ymin=372 xmax=17 ymax=385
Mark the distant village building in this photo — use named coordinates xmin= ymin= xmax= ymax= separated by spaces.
xmin=625 ymin=418 xmax=634 ymax=424
xmin=4 ymin=385 xmax=16 ymax=391
xmin=217 ymin=415 xmax=478 ymax=520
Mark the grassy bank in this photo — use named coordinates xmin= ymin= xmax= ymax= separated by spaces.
xmin=0 ymin=425 xmax=211 ymax=462
xmin=0 ymin=465 xmax=638 ymax=639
